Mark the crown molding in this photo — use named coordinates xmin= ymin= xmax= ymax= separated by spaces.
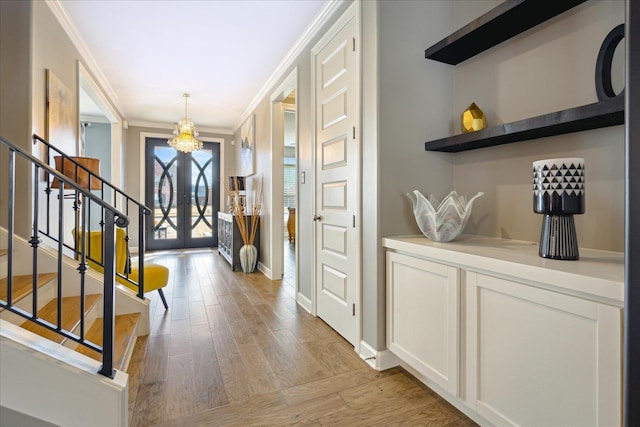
xmin=45 ymin=0 xmax=122 ymax=116
xmin=128 ymin=120 xmax=233 ymax=136
xmin=235 ymin=0 xmax=346 ymax=132
xmin=80 ymin=114 xmax=110 ymax=124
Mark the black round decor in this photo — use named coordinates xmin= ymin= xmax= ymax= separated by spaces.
xmin=595 ymin=24 xmax=625 ymax=102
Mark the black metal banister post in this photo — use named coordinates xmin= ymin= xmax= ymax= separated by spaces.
xmin=44 ymin=143 xmax=51 ymax=236
xmin=79 ymin=199 xmax=88 ymax=340
xmin=138 ymin=205 xmax=146 ymax=299
xmin=99 ymin=210 xmax=117 ymax=379
xmin=30 ymin=164 xmax=41 ymax=317
xmin=57 ymin=180 xmax=64 ymax=329
xmin=7 ymin=149 xmax=15 ymax=306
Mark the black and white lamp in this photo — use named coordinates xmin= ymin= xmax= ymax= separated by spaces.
xmin=532 ymin=158 xmax=585 ymax=260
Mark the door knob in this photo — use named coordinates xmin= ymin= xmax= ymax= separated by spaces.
xmin=313 ymin=215 xmax=322 ymax=222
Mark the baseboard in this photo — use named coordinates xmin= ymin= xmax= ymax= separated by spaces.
xmin=296 ymin=293 xmax=312 ymax=313
xmin=257 ymin=262 xmax=273 ymax=279
xmin=400 ymin=362 xmax=490 ymax=427
xmin=359 ymin=340 xmax=401 ymax=371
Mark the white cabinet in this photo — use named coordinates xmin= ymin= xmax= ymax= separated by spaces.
xmin=465 ymin=271 xmax=621 ymax=427
xmin=386 ymin=251 xmax=459 ymax=395
xmin=383 ymin=235 xmax=623 ymax=427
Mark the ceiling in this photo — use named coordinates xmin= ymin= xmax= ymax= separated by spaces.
xmin=59 ymin=0 xmax=328 ymax=132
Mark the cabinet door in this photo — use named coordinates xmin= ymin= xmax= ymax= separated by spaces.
xmin=386 ymin=252 xmax=459 ymax=395
xmin=465 ymin=272 xmax=621 ymax=427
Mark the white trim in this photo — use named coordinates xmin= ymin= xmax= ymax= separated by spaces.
xmin=129 ymin=120 xmax=232 ymax=136
xmin=359 ymin=340 xmax=400 ymax=371
xmin=46 ymin=0 xmax=122 ymax=117
xmin=80 ymin=114 xmax=110 ymax=124
xmin=235 ymin=0 xmax=345 ymax=132
xmin=310 ymin=0 xmax=361 ymax=344
xmin=257 ymin=261 xmax=272 ymax=279
xmin=297 ymin=292 xmax=313 ymax=313
xmin=78 ymin=61 xmax=124 ymax=189
xmin=269 ymin=68 xmax=298 ymax=282
xmin=400 ymin=361 xmax=490 ymax=427
xmin=139 ymin=131 xmax=172 ymax=205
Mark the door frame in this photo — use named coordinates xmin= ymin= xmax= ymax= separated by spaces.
xmin=78 ymin=61 xmax=123 ymax=192
xmin=310 ymin=1 xmax=362 ymax=351
xmin=144 ymin=138 xmax=221 ymax=250
xmin=269 ymin=68 xmax=298 ymax=282
xmin=139 ymin=132 xmax=225 ymax=245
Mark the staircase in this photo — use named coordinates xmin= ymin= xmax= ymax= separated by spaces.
xmin=0 ymin=240 xmax=142 ymax=365
xmin=0 ymin=135 xmax=152 ymax=426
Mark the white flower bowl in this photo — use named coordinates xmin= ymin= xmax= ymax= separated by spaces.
xmin=407 ymin=190 xmax=484 ymax=242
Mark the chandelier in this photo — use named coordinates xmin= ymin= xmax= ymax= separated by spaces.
xmin=168 ymin=93 xmax=202 ymax=153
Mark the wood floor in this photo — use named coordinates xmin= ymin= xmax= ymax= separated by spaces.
xmin=127 ymin=243 xmax=476 ymax=426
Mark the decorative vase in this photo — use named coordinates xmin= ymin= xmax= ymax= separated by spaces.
xmin=407 ymin=190 xmax=484 ymax=242
xmin=533 ymin=158 xmax=585 ymax=260
xmin=239 ymin=244 xmax=258 ymax=273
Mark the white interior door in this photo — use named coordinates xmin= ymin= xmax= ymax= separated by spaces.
xmin=313 ymin=10 xmax=359 ymax=345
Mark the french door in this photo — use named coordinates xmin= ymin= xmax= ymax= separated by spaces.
xmin=145 ymin=138 xmax=220 ymax=250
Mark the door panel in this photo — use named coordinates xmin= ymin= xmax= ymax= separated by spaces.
xmin=146 ymin=138 xmax=220 ymax=251
xmin=186 ymin=147 xmax=219 ymax=247
xmin=149 ymin=145 xmax=180 ymax=245
xmin=322 ymin=136 xmax=347 ymax=169
xmin=314 ymin=13 xmax=358 ymax=345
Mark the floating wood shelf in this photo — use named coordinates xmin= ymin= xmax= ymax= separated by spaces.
xmin=424 ymin=0 xmax=586 ymax=65
xmin=424 ymin=96 xmax=624 ymax=153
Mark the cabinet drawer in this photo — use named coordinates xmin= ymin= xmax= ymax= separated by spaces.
xmin=386 ymin=251 xmax=459 ymax=395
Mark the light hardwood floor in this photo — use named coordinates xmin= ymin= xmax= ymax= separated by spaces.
xmin=127 ymin=244 xmax=476 ymax=426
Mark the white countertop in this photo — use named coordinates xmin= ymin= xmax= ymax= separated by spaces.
xmin=383 ymin=235 xmax=624 ymax=305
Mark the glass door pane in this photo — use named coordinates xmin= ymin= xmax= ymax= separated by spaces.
xmin=148 ymin=144 xmax=181 ymax=249
xmin=185 ymin=144 xmax=219 ymax=247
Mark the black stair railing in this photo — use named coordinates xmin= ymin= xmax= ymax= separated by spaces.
xmin=33 ymin=134 xmax=151 ymax=299
xmin=1 ymin=135 xmax=133 ymax=377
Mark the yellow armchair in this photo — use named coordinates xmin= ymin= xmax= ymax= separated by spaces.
xmin=73 ymin=228 xmax=169 ymax=309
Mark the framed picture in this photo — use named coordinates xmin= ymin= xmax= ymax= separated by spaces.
xmin=46 ymin=69 xmax=76 ymax=156
xmin=239 ymin=114 xmax=255 ymax=176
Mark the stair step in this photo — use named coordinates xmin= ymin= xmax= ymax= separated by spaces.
xmin=76 ymin=312 xmax=141 ymax=371
xmin=0 ymin=273 xmax=57 ymax=304
xmin=0 ymin=249 xmax=7 ymax=257
xmin=19 ymin=294 xmax=101 ymax=344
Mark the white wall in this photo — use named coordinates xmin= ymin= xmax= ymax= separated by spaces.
xmin=85 ymin=123 xmax=112 ymax=231
xmin=0 ymin=0 xmax=32 ymax=238
xmin=372 ymin=0 xmax=455 ymax=348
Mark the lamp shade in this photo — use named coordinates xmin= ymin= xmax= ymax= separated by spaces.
xmin=51 ymin=156 xmax=102 ymax=190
